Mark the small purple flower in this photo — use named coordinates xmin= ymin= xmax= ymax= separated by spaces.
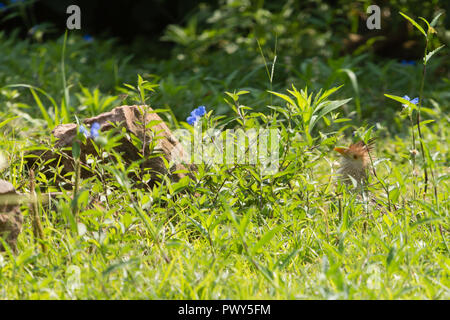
xmin=402 ymin=95 xmax=419 ymax=108
xmin=186 ymin=106 xmax=207 ymax=125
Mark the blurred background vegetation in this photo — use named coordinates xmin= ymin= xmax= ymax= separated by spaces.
xmin=0 ymin=0 xmax=448 ymax=136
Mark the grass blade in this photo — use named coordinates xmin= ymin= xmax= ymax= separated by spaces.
xmin=400 ymin=12 xmax=427 ymax=37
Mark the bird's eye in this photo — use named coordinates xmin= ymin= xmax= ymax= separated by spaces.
xmin=353 ymin=155 xmax=357 ymax=160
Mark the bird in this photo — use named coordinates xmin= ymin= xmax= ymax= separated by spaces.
xmin=334 ymin=138 xmax=376 ymax=187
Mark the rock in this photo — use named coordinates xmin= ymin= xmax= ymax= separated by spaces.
xmin=28 ymin=105 xmax=193 ymax=187
xmin=0 ymin=180 xmax=23 ymax=252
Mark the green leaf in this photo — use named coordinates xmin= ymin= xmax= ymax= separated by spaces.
xmin=419 ymin=120 xmax=434 ymax=126
xmin=6 ymin=84 xmax=61 ymax=124
xmin=103 ymin=258 xmax=139 ymax=277
xmin=414 ymin=199 xmax=439 ymax=217
xmin=172 ymin=176 xmax=190 ymax=194
xmin=62 ymin=202 xmax=78 ymax=233
xmin=15 ymin=248 xmax=35 ymax=267
xmin=386 ymin=246 xmax=396 ymax=267
xmin=419 ymin=16 xmax=437 ymax=34
xmin=390 ymin=187 xmax=400 ymax=203
xmin=338 ymin=70 xmax=360 ymax=116
xmin=418 ymin=17 xmax=431 ymax=31
xmin=410 ymin=217 xmax=443 ymax=229
xmin=424 ymin=45 xmax=445 ymax=64
xmin=60 ymin=97 xmax=70 ymax=123
xmin=72 ymin=141 xmax=81 ymax=159
xmin=309 ymin=98 xmax=352 ymax=133
xmin=287 ymin=85 xmax=308 ymax=111
xmin=123 ymin=83 xmax=136 ymax=91
xmin=316 ymin=85 xmax=343 ymax=105
xmin=251 ymin=226 xmax=282 ymax=254
xmin=338 ymin=69 xmax=359 ymax=97
xmin=75 ymin=189 xmax=90 ymax=210
xmin=0 ymin=116 xmax=19 ymax=129
xmin=29 ymin=87 xmax=52 ymax=127
xmin=225 ymin=91 xmax=238 ymax=102
xmin=275 ymin=249 xmax=300 ymax=271
xmin=141 ymin=83 xmax=158 ymax=92
xmin=400 ymin=12 xmax=426 ymax=37
xmin=137 ymin=74 xmax=144 ymax=86
xmin=437 ymin=174 xmax=450 ymax=184
xmin=430 ymin=12 xmax=444 ymax=27
xmin=186 ymin=216 xmax=209 ymax=238
xmin=268 ymin=91 xmax=296 ymax=108
xmin=238 ymin=211 xmax=251 ymax=237
xmin=384 ymin=94 xmax=418 ymax=110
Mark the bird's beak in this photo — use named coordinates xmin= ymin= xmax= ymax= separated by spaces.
xmin=334 ymin=147 xmax=347 ymax=155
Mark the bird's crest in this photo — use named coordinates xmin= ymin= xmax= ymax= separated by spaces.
xmin=348 ymin=138 xmax=376 ymax=157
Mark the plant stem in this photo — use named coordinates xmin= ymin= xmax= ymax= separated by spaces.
xmin=72 ymin=158 xmax=80 ymax=220
xmin=29 ymin=170 xmax=47 ymax=253
xmin=61 ymin=30 xmax=70 ymax=120
xmin=409 ymin=113 xmax=417 ymax=200
xmin=367 ymin=146 xmax=391 ymax=211
xmin=417 ymin=36 xmax=429 ymax=197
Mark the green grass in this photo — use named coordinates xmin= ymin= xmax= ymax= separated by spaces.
xmin=0 ymin=9 xmax=449 ymax=299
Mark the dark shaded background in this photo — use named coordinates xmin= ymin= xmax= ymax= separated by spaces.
xmin=2 ymin=0 xmax=219 ymax=53
xmin=2 ymin=0 xmax=448 ymax=60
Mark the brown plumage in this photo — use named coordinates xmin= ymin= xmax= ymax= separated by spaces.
xmin=334 ymin=138 xmax=376 ymax=186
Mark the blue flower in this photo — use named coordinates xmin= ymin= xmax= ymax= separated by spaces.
xmin=401 ymin=60 xmax=416 ymax=66
xmin=90 ymin=122 xmax=100 ymax=138
xmin=193 ymin=105 xmax=206 ymax=117
xmin=83 ymin=34 xmax=94 ymax=42
xmin=79 ymin=122 xmax=100 ymax=139
xmin=402 ymin=95 xmax=419 ymax=108
xmin=29 ymin=25 xmax=38 ymax=35
xmin=79 ymin=125 xmax=89 ymax=137
xmin=186 ymin=116 xmax=198 ymax=125
xmin=91 ymin=122 xmax=100 ymax=131
xmin=187 ymin=106 xmax=207 ymax=125
xmin=0 ymin=2 xmax=6 ymax=10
